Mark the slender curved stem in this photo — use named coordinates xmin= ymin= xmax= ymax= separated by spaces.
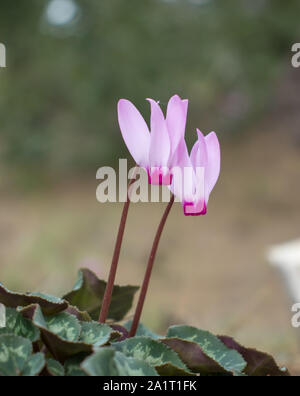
xmin=99 ymin=175 xmax=136 ymax=323
xmin=129 ymin=194 xmax=175 ymax=337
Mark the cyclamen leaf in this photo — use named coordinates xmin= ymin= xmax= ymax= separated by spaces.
xmin=162 ymin=337 xmax=226 ymax=375
xmin=0 ymin=282 xmax=68 ymax=315
xmin=219 ymin=336 xmax=290 ymax=377
xmin=63 ymin=268 xmax=139 ymax=321
xmin=19 ymin=304 xmax=93 ymax=362
xmin=19 ymin=304 xmax=118 ymax=362
xmin=82 ymin=348 xmax=117 ymax=376
xmin=114 ymin=351 xmax=159 ymax=376
xmin=81 ymin=348 xmax=158 ymax=376
xmin=0 ymin=335 xmax=32 ymax=376
xmin=124 ymin=321 xmax=160 ymax=339
xmin=46 ymin=358 xmax=65 ymax=376
xmin=22 ymin=352 xmax=45 ymax=376
xmin=113 ymin=336 xmax=193 ymax=376
xmin=65 ymin=354 xmax=88 ymax=376
xmin=110 ymin=325 xmax=129 ymax=341
xmin=166 ymin=326 xmax=246 ymax=375
xmin=45 ymin=312 xmax=81 ymax=342
xmin=0 ymin=307 xmax=40 ymax=342
xmin=65 ymin=306 xmax=92 ymax=322
xmin=79 ymin=321 xmax=117 ymax=346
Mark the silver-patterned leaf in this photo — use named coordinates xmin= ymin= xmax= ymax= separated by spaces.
xmin=0 ymin=335 xmax=32 ymax=376
xmin=79 ymin=321 xmax=115 ymax=346
xmin=45 ymin=312 xmax=81 ymax=342
xmin=81 ymin=348 xmax=158 ymax=376
xmin=22 ymin=352 xmax=45 ymax=376
xmin=113 ymin=336 xmax=193 ymax=376
xmin=0 ymin=307 xmax=40 ymax=342
xmin=166 ymin=326 xmax=246 ymax=375
xmin=46 ymin=358 xmax=65 ymax=376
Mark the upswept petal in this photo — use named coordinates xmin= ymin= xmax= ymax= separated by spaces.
xmin=189 ymin=129 xmax=208 ymax=205
xmin=190 ymin=129 xmax=208 ymax=170
xmin=172 ymin=137 xmax=192 ymax=170
xmin=170 ymin=139 xmax=194 ymax=203
xmin=117 ymin=99 xmax=150 ymax=166
xmin=147 ymin=99 xmax=170 ymax=167
xmin=204 ymin=132 xmax=221 ymax=200
xmin=166 ymin=95 xmax=188 ymax=159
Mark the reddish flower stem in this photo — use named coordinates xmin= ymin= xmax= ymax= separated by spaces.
xmin=99 ymin=175 xmax=136 ymax=323
xmin=129 ymin=194 xmax=175 ymax=337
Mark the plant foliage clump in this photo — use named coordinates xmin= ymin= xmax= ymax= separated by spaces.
xmin=0 ymin=269 xmax=289 ymax=376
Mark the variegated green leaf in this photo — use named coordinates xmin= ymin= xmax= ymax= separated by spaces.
xmin=46 ymin=358 xmax=65 ymax=376
xmin=0 ymin=307 xmax=40 ymax=342
xmin=219 ymin=336 xmax=290 ymax=377
xmin=113 ymin=336 xmax=193 ymax=376
xmin=79 ymin=321 xmax=117 ymax=346
xmin=22 ymin=352 xmax=45 ymax=376
xmin=19 ymin=304 xmax=107 ymax=362
xmin=63 ymin=269 xmax=139 ymax=321
xmin=0 ymin=283 xmax=68 ymax=315
xmin=81 ymin=348 xmax=158 ymax=376
xmin=45 ymin=312 xmax=81 ymax=342
xmin=110 ymin=325 xmax=129 ymax=341
xmin=0 ymin=335 xmax=32 ymax=376
xmin=114 ymin=351 xmax=159 ymax=376
xmin=124 ymin=321 xmax=160 ymax=339
xmin=65 ymin=306 xmax=92 ymax=322
xmin=166 ymin=326 xmax=246 ymax=375
xmin=65 ymin=354 xmax=87 ymax=376
xmin=81 ymin=348 xmax=117 ymax=376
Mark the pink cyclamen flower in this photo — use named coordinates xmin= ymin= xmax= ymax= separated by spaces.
xmin=171 ymin=130 xmax=221 ymax=216
xmin=117 ymin=95 xmax=188 ymax=185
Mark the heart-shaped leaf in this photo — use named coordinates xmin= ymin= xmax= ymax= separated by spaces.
xmin=79 ymin=321 xmax=118 ymax=346
xmin=22 ymin=352 xmax=45 ymax=376
xmin=19 ymin=304 xmax=92 ymax=362
xmin=124 ymin=321 xmax=160 ymax=339
xmin=165 ymin=326 xmax=246 ymax=375
xmin=162 ymin=337 xmax=227 ymax=375
xmin=63 ymin=268 xmax=139 ymax=321
xmin=81 ymin=348 xmax=158 ymax=376
xmin=110 ymin=325 xmax=129 ymax=341
xmin=45 ymin=358 xmax=65 ymax=376
xmin=19 ymin=304 xmax=118 ymax=362
xmin=0 ymin=307 xmax=40 ymax=342
xmin=64 ymin=306 xmax=92 ymax=322
xmin=218 ymin=336 xmax=290 ymax=377
xmin=0 ymin=283 xmax=68 ymax=315
xmin=113 ymin=336 xmax=193 ymax=376
xmin=0 ymin=335 xmax=40 ymax=376
xmin=114 ymin=351 xmax=159 ymax=376
xmin=65 ymin=354 xmax=88 ymax=376
xmin=45 ymin=312 xmax=81 ymax=342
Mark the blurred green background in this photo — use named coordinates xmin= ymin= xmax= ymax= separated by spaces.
xmin=1 ymin=0 xmax=300 ymax=373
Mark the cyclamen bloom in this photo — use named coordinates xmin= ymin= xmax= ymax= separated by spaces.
xmin=118 ymin=95 xmax=188 ymax=185
xmin=171 ymin=130 xmax=221 ymax=216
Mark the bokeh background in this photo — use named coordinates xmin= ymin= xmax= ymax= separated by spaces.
xmin=1 ymin=0 xmax=300 ymax=373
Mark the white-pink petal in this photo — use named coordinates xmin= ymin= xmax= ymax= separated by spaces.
xmin=117 ymin=99 xmax=150 ymax=167
xmin=170 ymin=139 xmax=194 ymax=203
xmin=204 ymin=131 xmax=221 ymax=201
xmin=190 ymin=129 xmax=208 ymax=170
xmin=147 ymin=99 xmax=170 ymax=167
xmin=166 ymin=95 xmax=188 ymax=160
